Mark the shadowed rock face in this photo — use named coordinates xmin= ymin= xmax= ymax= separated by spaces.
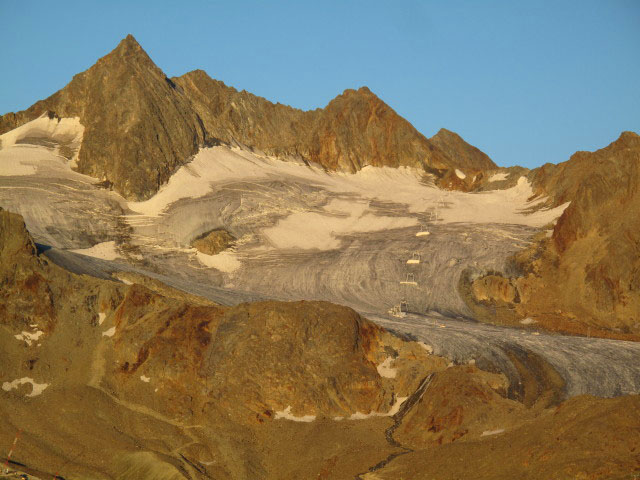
xmin=465 ymin=132 xmax=640 ymax=338
xmin=1 ymin=35 xmax=495 ymax=201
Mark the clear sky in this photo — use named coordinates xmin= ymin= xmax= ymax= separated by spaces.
xmin=1 ymin=0 xmax=638 ymax=168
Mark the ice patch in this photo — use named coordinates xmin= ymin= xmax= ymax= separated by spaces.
xmin=0 ymin=149 xmax=37 ymax=176
xmin=72 ymin=241 xmax=121 ymax=261
xmin=455 ymin=169 xmax=466 ymax=179
xmin=0 ymin=114 xmax=83 ymax=150
xmin=481 ymin=428 xmax=505 ymax=436
xmin=196 ymin=250 xmax=241 ymax=273
xmin=489 ymin=172 xmax=509 ymax=182
xmin=140 ymin=375 xmax=151 ymax=383
xmin=102 ymin=327 xmax=116 ymax=337
xmin=274 ymin=406 xmax=316 ymax=422
xmin=377 ymin=357 xmax=397 ymax=378
xmin=262 ymin=199 xmax=417 ymax=250
xmin=2 ymin=377 xmax=49 ymax=397
xmin=98 ymin=312 xmax=106 ymax=325
xmin=14 ymin=330 xmax=44 ymax=346
xmin=125 ymin=146 xmax=569 ymax=230
xmin=520 ymin=318 xmax=537 ymax=325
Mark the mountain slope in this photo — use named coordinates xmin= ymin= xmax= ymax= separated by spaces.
xmin=464 ymin=132 xmax=640 ymax=338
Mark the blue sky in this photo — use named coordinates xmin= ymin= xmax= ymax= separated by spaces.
xmin=1 ymin=0 xmax=638 ymax=168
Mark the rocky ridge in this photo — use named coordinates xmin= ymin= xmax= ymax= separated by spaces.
xmin=0 ymin=35 xmax=496 ymax=201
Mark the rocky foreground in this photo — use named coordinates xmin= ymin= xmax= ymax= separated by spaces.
xmin=1 ymin=208 xmax=638 ymax=479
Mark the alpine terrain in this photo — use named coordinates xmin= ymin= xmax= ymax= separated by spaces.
xmin=0 ymin=35 xmax=638 ymax=480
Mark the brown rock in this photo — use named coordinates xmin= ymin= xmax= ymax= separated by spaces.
xmin=430 ymin=128 xmax=496 ymax=171
xmin=191 ymin=229 xmax=235 ymax=255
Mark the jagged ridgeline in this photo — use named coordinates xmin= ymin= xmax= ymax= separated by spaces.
xmin=0 ymin=34 xmax=495 ymax=201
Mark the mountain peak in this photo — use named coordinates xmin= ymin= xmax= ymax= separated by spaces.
xmin=117 ymin=33 xmax=142 ymax=51
xmin=430 ymin=128 xmax=496 ymax=171
xmin=104 ymin=33 xmax=153 ymax=66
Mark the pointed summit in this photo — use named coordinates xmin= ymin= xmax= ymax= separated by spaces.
xmin=430 ymin=128 xmax=496 ymax=171
xmin=0 ymin=35 xmax=206 ymax=200
xmin=108 ymin=34 xmax=152 ymax=63
xmin=121 ymin=33 xmax=141 ymax=47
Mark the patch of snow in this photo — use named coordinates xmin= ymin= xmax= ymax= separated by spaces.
xmin=121 ymin=278 xmax=133 ymax=285
xmin=0 ymin=114 xmax=83 ymax=150
xmin=348 ymin=395 xmax=408 ymax=420
xmin=455 ymin=169 xmax=466 ymax=179
xmin=481 ymin=428 xmax=505 ymax=436
xmin=0 ymin=147 xmax=38 ymax=176
xmin=489 ymin=173 xmax=509 ymax=182
xmin=261 ymin=199 xmax=416 ymax=250
xmin=196 ymin=250 xmax=241 ymax=273
xmin=418 ymin=342 xmax=433 ymax=354
xmin=140 ymin=375 xmax=150 ymax=383
xmin=520 ymin=318 xmax=537 ymax=325
xmin=98 ymin=312 xmax=106 ymax=325
xmin=274 ymin=406 xmax=316 ymax=422
xmin=14 ymin=330 xmax=44 ymax=346
xmin=2 ymin=377 xmax=49 ymax=397
xmin=102 ymin=327 xmax=116 ymax=337
xmin=377 ymin=357 xmax=397 ymax=378
xmin=72 ymin=241 xmax=121 ymax=261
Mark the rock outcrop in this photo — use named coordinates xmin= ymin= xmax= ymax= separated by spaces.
xmin=191 ymin=229 xmax=235 ymax=255
xmin=368 ymin=393 xmax=640 ymax=480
